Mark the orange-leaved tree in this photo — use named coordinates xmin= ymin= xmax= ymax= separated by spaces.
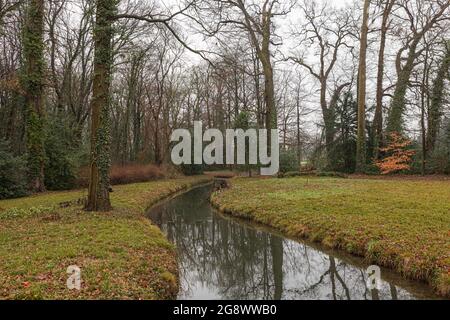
xmin=375 ymin=132 xmax=416 ymax=175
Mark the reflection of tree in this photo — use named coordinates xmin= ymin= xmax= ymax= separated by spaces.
xmin=147 ymin=187 xmax=420 ymax=300
xmin=330 ymin=257 xmax=351 ymax=300
xmin=150 ymin=187 xmax=285 ymax=299
xmin=390 ymin=284 xmax=398 ymax=300
xmin=271 ymin=237 xmax=283 ymax=300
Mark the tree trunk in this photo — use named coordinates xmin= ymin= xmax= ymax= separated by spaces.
xmin=427 ymin=41 xmax=450 ymax=153
xmin=296 ymin=93 xmax=302 ymax=166
xmin=374 ymin=0 xmax=394 ymax=159
xmin=420 ymin=50 xmax=429 ymax=176
xmin=356 ymin=0 xmax=370 ymax=173
xmin=387 ymin=39 xmax=420 ymax=134
xmin=154 ymin=120 xmax=162 ymax=165
xmin=86 ymin=0 xmax=116 ymax=212
xmin=320 ymin=81 xmax=334 ymax=162
xmin=257 ymin=43 xmax=277 ymax=169
xmin=323 ymin=107 xmax=336 ymax=162
xmin=263 ymin=60 xmax=277 ymax=131
xmin=270 ymin=237 xmax=283 ymax=300
xmin=421 ymin=97 xmax=427 ymax=176
xmin=23 ymin=0 xmax=46 ymax=193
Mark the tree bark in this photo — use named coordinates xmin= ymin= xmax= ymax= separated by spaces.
xmin=86 ymin=0 xmax=116 ymax=212
xmin=356 ymin=0 xmax=370 ymax=173
xmin=387 ymin=39 xmax=420 ymax=133
xmin=23 ymin=0 xmax=46 ymax=193
xmin=420 ymin=50 xmax=429 ymax=176
xmin=296 ymin=89 xmax=302 ymax=166
xmin=374 ymin=0 xmax=395 ymax=159
xmin=262 ymin=60 xmax=276 ymax=131
xmin=427 ymin=41 xmax=450 ymax=153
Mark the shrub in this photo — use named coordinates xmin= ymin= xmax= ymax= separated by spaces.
xmin=44 ymin=118 xmax=80 ymax=190
xmin=180 ymin=163 xmax=204 ymax=176
xmin=77 ymin=164 xmax=165 ymax=187
xmin=363 ymin=164 xmax=381 ymax=175
xmin=110 ymin=164 xmax=165 ymax=185
xmin=279 ymin=150 xmax=299 ymax=174
xmin=316 ymin=171 xmax=349 ymax=179
xmin=375 ymin=132 xmax=416 ymax=175
xmin=0 ymin=140 xmax=28 ymax=199
xmin=278 ymin=171 xmax=315 ymax=179
xmin=160 ymin=164 xmax=184 ymax=179
xmin=300 ymin=163 xmax=316 ymax=173
xmin=44 ymin=143 xmax=78 ymax=190
xmin=428 ymin=152 xmax=450 ymax=174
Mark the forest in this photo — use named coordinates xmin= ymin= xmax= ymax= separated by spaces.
xmin=0 ymin=0 xmax=449 ymax=301
xmin=0 ymin=0 xmax=449 ymax=202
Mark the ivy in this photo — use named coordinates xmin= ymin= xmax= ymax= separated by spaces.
xmin=21 ymin=0 xmax=46 ymax=192
xmin=427 ymin=41 xmax=450 ymax=152
xmin=86 ymin=0 xmax=119 ymax=211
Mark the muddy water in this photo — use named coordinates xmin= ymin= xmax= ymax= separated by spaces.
xmin=147 ymin=185 xmax=438 ymax=300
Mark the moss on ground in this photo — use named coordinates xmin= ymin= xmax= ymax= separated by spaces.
xmin=211 ymin=177 xmax=450 ymax=297
xmin=0 ymin=176 xmax=212 ymax=300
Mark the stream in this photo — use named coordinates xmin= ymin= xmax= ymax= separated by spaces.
xmin=147 ymin=183 xmax=438 ymax=300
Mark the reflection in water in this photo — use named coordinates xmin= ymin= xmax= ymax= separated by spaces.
xmin=147 ymin=185 xmax=435 ymax=300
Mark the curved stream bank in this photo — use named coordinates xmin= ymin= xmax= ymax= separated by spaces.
xmin=147 ymin=184 xmax=439 ymax=300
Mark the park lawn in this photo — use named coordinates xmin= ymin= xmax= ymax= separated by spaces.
xmin=211 ymin=177 xmax=450 ymax=297
xmin=0 ymin=176 xmax=212 ymax=300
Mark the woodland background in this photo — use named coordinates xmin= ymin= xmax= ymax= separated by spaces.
xmin=0 ymin=0 xmax=449 ymax=202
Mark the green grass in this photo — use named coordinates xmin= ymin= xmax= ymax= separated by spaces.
xmin=211 ymin=177 xmax=450 ymax=297
xmin=0 ymin=176 xmax=212 ymax=300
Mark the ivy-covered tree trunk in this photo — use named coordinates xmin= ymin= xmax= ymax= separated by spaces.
xmin=86 ymin=0 xmax=117 ymax=212
xmin=23 ymin=0 xmax=46 ymax=193
xmin=386 ymin=40 xmax=420 ymax=134
xmin=427 ymin=42 xmax=450 ymax=153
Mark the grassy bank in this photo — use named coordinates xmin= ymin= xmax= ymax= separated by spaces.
xmin=211 ymin=177 xmax=450 ymax=297
xmin=0 ymin=176 xmax=212 ymax=300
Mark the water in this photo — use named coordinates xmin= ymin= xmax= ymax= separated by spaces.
xmin=147 ymin=184 xmax=438 ymax=300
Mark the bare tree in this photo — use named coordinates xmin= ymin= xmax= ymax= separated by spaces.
xmin=289 ymin=0 xmax=353 ymax=164
xmin=373 ymin=0 xmax=396 ymax=159
xmin=387 ymin=0 xmax=450 ymax=134
xmin=198 ymin=0 xmax=294 ymax=140
xmin=0 ymin=0 xmax=21 ymax=22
